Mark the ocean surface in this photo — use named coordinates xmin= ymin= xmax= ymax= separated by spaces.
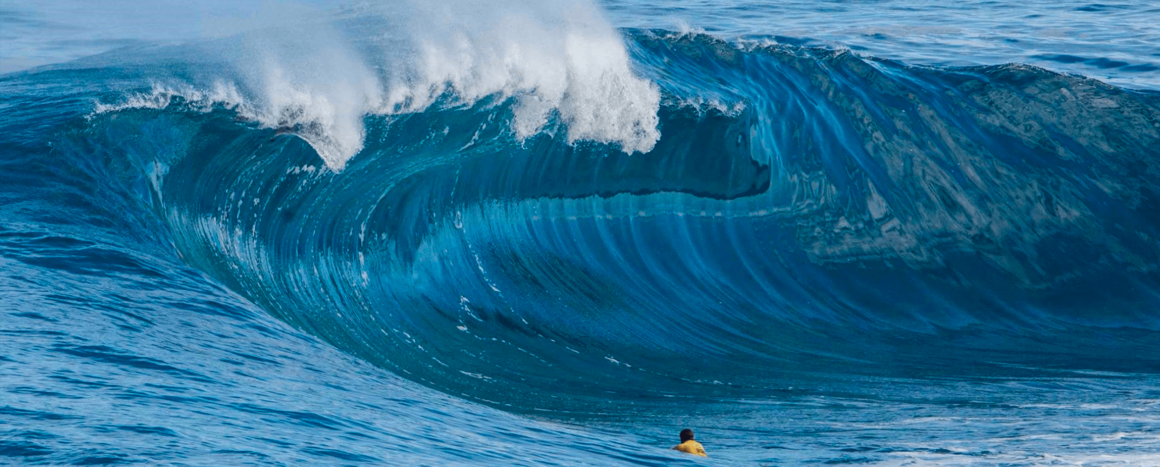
xmin=2 ymin=0 xmax=1160 ymax=465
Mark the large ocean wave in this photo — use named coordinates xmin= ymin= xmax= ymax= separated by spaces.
xmin=4 ymin=3 xmax=1160 ymax=463
xmin=45 ymin=27 xmax=1159 ymax=412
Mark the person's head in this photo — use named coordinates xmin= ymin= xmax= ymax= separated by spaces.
xmin=679 ymin=429 xmax=694 ymax=443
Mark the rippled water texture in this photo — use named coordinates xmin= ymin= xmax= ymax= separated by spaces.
xmin=3 ymin=1 xmax=1160 ymax=465
xmin=608 ymin=0 xmax=1160 ymax=88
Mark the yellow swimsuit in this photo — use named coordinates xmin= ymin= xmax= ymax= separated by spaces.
xmin=673 ymin=440 xmax=707 ymax=457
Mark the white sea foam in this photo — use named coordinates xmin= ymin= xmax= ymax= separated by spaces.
xmin=379 ymin=0 xmax=660 ymax=154
xmin=94 ymin=0 xmax=661 ymax=171
xmin=226 ymin=20 xmax=384 ymax=171
xmin=92 ymin=81 xmax=244 ymax=115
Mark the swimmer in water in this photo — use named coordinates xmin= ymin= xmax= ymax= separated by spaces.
xmin=672 ymin=428 xmax=707 ymax=457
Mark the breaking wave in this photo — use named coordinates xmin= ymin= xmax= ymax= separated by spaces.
xmin=58 ymin=27 xmax=1160 ymax=412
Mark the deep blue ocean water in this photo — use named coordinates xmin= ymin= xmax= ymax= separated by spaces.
xmin=3 ymin=1 xmax=1160 ymax=465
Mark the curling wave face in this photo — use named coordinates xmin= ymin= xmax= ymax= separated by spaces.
xmin=62 ymin=27 xmax=1160 ymax=413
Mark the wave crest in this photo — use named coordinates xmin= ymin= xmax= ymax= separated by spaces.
xmin=95 ymin=0 xmax=661 ymax=171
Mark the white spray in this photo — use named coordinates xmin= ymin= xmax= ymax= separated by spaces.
xmin=96 ymin=0 xmax=661 ymax=171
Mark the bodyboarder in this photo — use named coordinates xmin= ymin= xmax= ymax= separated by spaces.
xmin=672 ymin=428 xmax=707 ymax=457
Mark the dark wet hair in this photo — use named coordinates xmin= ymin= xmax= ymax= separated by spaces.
xmin=680 ymin=429 xmax=694 ymax=442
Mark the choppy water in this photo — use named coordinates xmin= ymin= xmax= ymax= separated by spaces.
xmin=3 ymin=1 xmax=1160 ymax=465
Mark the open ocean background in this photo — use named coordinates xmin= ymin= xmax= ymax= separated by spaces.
xmin=2 ymin=1 xmax=1159 ymax=465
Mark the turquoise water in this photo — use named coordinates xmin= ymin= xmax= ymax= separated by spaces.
xmin=2 ymin=1 xmax=1160 ymax=465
